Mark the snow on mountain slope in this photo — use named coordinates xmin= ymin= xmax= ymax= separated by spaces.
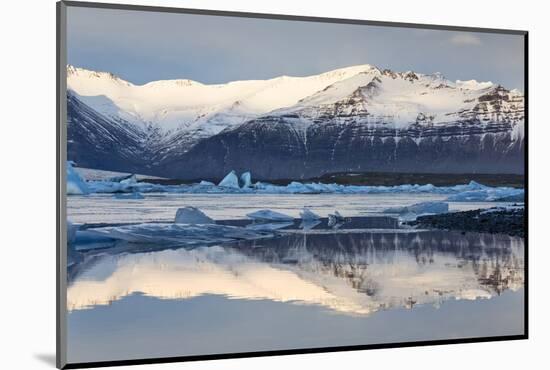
xmin=161 ymin=69 xmax=524 ymax=179
xmin=67 ymin=63 xmax=525 ymax=179
xmin=67 ymin=64 xmax=380 ymax=146
xmin=271 ymin=68 xmax=523 ymax=131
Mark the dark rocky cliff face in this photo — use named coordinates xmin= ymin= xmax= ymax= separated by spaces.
xmin=158 ymin=119 xmax=524 ymax=180
xmin=158 ymin=83 xmax=524 ymax=180
xmin=67 ymin=92 xmax=150 ymax=174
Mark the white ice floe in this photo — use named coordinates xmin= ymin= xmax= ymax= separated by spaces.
xmin=85 ymin=223 xmax=274 ymax=245
xmin=384 ymin=201 xmax=449 ymax=215
xmin=328 ymin=211 xmax=345 ymax=227
xmin=300 ymin=207 xmax=320 ymax=220
xmin=246 ymin=209 xmax=294 ymax=222
xmin=218 ymin=170 xmax=240 ymax=189
xmin=119 ymin=175 xmax=138 ymax=185
xmin=300 ymin=219 xmax=322 ymax=230
xmin=72 ymin=170 xmax=525 ymax=200
xmin=67 ymin=161 xmax=89 ymax=195
xmin=175 ymin=207 xmax=215 ymax=224
xmin=240 ymin=172 xmax=252 ymax=188
xmin=67 ymin=221 xmax=79 ymax=244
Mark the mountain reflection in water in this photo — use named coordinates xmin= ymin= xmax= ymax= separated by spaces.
xmin=67 ymin=230 xmax=524 ymax=315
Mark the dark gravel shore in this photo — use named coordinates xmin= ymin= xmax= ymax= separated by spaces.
xmin=406 ymin=207 xmax=525 ymax=237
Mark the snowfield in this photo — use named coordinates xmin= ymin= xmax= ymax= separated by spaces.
xmin=67 ymin=64 xmax=386 ymax=140
xmin=67 ymin=63 xmax=524 ymax=153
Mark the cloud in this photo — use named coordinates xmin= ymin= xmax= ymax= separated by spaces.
xmin=450 ymin=33 xmax=482 ymax=46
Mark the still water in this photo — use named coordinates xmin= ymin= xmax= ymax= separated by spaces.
xmin=67 ymin=229 xmax=524 ymax=363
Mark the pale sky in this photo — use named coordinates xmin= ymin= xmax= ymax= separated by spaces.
xmin=67 ymin=6 xmax=525 ymax=90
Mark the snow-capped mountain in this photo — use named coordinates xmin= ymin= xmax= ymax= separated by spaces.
xmin=67 ymin=64 xmax=524 ymax=179
xmin=67 ymin=64 xmax=377 ymax=159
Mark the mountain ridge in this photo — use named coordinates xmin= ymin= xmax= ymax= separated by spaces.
xmin=66 ymin=64 xmax=525 ymax=179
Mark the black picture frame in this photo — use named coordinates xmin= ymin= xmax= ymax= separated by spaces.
xmin=56 ymin=1 xmax=529 ymax=368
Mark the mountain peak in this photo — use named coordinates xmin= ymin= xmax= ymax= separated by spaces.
xmin=67 ymin=65 xmax=131 ymax=86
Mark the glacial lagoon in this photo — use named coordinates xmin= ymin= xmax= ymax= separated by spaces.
xmin=67 ymin=193 xmax=524 ymax=363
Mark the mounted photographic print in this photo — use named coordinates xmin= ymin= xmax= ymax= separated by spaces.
xmin=57 ymin=1 xmax=527 ymax=368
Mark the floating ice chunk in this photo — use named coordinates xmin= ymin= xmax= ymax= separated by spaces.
xmin=113 ymin=192 xmax=144 ymax=200
xmin=175 ymin=207 xmax=215 ymax=224
xmin=119 ymin=174 xmax=137 ymax=185
xmin=67 ymin=161 xmax=89 ymax=195
xmin=85 ymin=223 xmax=274 ymax=246
xmin=67 ymin=221 xmax=79 ymax=244
xmin=300 ymin=219 xmax=321 ymax=230
xmin=300 ymin=207 xmax=320 ymax=220
xmin=398 ymin=212 xmax=420 ymax=222
xmin=240 ymin=172 xmax=252 ymax=188
xmin=466 ymin=180 xmax=487 ymax=190
xmin=247 ymin=209 xmax=294 ymax=222
xmin=218 ymin=170 xmax=240 ymax=189
xmin=73 ymin=230 xmax=117 ymax=250
xmin=246 ymin=222 xmax=293 ymax=231
xmin=107 ymin=173 xmax=135 ymax=183
xmin=384 ymin=201 xmax=449 ymax=215
xmin=199 ymin=180 xmax=215 ymax=186
xmin=328 ymin=211 xmax=345 ymax=227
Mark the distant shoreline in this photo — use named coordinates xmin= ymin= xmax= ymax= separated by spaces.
xmin=140 ymin=172 xmax=525 ymax=188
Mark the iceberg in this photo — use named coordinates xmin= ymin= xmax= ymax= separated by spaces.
xmin=107 ymin=173 xmax=135 ymax=183
xmin=300 ymin=207 xmax=320 ymax=220
xmin=67 ymin=161 xmax=89 ymax=195
xmin=67 ymin=221 xmax=79 ymax=244
xmin=175 ymin=207 xmax=215 ymax=224
xmin=70 ymin=167 xmax=525 ymax=198
xmin=218 ymin=170 xmax=240 ymax=189
xmin=300 ymin=219 xmax=321 ymax=230
xmin=119 ymin=174 xmax=138 ymax=185
xmin=328 ymin=211 xmax=346 ymax=228
xmin=240 ymin=172 xmax=252 ymax=188
xmin=247 ymin=209 xmax=294 ymax=222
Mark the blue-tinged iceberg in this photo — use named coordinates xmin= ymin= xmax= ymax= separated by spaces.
xmin=328 ymin=211 xmax=346 ymax=228
xmin=240 ymin=172 xmax=252 ymax=188
xmin=300 ymin=207 xmax=320 ymax=220
xmin=71 ymin=168 xmax=524 ymax=200
xmin=67 ymin=162 xmax=89 ymax=195
xmin=218 ymin=170 xmax=240 ymax=189
xmin=67 ymin=221 xmax=79 ymax=244
xmin=175 ymin=207 xmax=214 ymax=224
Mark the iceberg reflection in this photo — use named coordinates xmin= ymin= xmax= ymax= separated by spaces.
xmin=68 ymin=231 xmax=524 ymax=315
